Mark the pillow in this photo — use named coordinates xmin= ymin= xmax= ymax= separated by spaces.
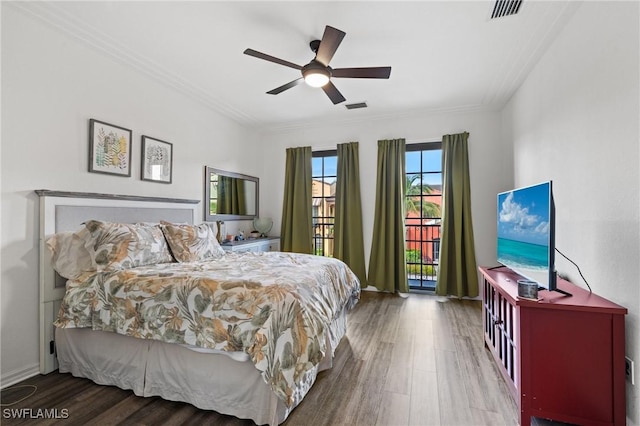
xmin=83 ymin=220 xmax=174 ymax=270
xmin=160 ymin=222 xmax=225 ymax=262
xmin=46 ymin=227 xmax=95 ymax=280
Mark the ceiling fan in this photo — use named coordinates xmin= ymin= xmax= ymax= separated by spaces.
xmin=244 ymin=25 xmax=392 ymax=105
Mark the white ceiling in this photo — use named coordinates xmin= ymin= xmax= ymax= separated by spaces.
xmin=14 ymin=1 xmax=579 ymax=131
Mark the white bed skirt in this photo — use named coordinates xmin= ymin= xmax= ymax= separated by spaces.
xmin=55 ymin=307 xmax=348 ymax=425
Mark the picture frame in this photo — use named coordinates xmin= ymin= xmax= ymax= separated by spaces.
xmin=141 ymin=135 xmax=173 ymax=184
xmin=89 ymin=119 xmax=132 ymax=177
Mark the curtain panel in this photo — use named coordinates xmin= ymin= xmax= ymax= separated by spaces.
xmin=436 ymin=132 xmax=479 ymax=297
xmin=368 ymin=139 xmax=408 ymax=293
xmin=334 ymin=142 xmax=367 ymax=287
xmin=280 ymin=146 xmax=313 ymax=254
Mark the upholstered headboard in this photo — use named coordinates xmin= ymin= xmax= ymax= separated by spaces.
xmin=36 ymin=190 xmax=200 ymax=374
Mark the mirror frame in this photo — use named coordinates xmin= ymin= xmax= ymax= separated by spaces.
xmin=203 ymin=166 xmax=259 ymax=221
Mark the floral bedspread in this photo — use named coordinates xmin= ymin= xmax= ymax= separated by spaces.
xmin=55 ymin=251 xmax=360 ymax=407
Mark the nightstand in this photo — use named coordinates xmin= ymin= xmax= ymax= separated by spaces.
xmin=220 ymin=237 xmax=280 ymax=253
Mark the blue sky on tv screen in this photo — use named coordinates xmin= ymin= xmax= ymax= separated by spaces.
xmin=497 ymin=182 xmax=550 ymax=247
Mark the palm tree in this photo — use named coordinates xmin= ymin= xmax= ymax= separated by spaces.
xmin=405 ymin=174 xmax=441 ymax=218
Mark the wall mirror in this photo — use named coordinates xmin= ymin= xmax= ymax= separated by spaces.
xmin=204 ymin=166 xmax=259 ymax=221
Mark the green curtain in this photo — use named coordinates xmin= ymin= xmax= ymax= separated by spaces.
xmin=334 ymin=142 xmax=367 ymax=287
xmin=280 ymin=146 xmax=313 ymax=254
xmin=436 ymin=132 xmax=479 ymax=298
xmin=218 ymin=176 xmax=246 ymax=215
xmin=368 ymin=139 xmax=408 ymax=293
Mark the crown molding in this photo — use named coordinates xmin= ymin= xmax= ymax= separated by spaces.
xmin=8 ymin=2 xmax=262 ymax=126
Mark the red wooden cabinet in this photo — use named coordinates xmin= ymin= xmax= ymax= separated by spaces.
xmin=479 ymin=267 xmax=627 ymax=426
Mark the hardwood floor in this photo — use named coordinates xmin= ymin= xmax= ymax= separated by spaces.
xmin=1 ymin=291 xmax=569 ymax=425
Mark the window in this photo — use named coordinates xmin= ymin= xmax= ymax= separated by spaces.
xmin=312 ymin=150 xmax=337 ymax=257
xmin=405 ymin=142 xmax=442 ymax=291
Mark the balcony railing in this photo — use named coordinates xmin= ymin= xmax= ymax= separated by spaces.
xmin=405 ymin=221 xmax=440 ymax=291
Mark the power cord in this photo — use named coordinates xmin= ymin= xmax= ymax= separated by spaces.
xmin=555 ymin=247 xmax=592 ymax=293
xmin=0 ymin=385 xmax=37 ymax=406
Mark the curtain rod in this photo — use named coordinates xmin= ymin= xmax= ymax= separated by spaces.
xmin=406 ymin=138 xmax=441 ymax=144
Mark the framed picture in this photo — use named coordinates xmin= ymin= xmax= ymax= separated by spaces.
xmin=141 ymin=135 xmax=173 ymax=184
xmin=89 ymin=119 xmax=132 ymax=177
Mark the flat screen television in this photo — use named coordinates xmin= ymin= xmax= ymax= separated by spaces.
xmin=497 ymin=181 xmax=557 ymax=291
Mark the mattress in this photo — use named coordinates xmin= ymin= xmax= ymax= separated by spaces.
xmin=55 ymin=303 xmax=348 ymax=425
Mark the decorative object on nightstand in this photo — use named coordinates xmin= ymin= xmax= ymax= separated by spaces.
xmin=216 ymin=221 xmax=225 ymax=243
xmin=253 ymin=217 xmax=273 ymax=237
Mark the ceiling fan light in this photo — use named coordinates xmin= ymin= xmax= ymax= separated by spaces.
xmin=304 ymin=70 xmax=330 ymax=88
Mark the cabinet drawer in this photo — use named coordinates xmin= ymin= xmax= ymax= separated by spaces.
xmin=268 ymin=240 xmax=280 ymax=251
xmin=221 ymin=237 xmax=280 ymax=253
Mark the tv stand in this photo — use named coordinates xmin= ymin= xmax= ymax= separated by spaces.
xmin=551 ymin=287 xmax=572 ymax=297
xmin=488 ymin=265 xmax=508 ymax=270
xmin=479 ymin=267 xmax=626 ymax=426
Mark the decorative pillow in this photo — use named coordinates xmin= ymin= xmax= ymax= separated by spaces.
xmin=46 ymin=227 xmax=95 ymax=280
xmin=83 ymin=220 xmax=174 ymax=270
xmin=160 ymin=222 xmax=225 ymax=262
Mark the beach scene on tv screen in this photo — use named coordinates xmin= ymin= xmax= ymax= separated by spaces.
xmin=497 ymin=183 xmax=550 ymax=285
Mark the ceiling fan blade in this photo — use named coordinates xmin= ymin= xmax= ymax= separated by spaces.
xmin=267 ymin=78 xmax=304 ymax=95
xmin=315 ymin=26 xmax=346 ymax=66
xmin=243 ymin=48 xmax=302 ymax=70
xmin=321 ymin=81 xmax=346 ymax=104
xmin=332 ymin=67 xmax=392 ymax=79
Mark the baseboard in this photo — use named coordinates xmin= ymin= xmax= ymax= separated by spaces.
xmin=1 ymin=364 xmax=40 ymax=389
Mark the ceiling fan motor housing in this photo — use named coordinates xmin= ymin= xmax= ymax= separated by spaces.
xmin=302 ymin=60 xmax=331 ymax=79
xmin=302 ymin=60 xmax=331 ymax=87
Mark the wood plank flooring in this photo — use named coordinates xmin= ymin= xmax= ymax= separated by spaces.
xmin=1 ymin=291 xmax=569 ymax=425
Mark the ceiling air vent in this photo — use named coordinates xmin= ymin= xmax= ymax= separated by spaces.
xmin=345 ymin=102 xmax=368 ymax=110
xmin=490 ymin=0 xmax=523 ymax=19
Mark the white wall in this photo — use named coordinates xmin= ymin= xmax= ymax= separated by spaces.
xmin=258 ymin=108 xmax=511 ymax=278
xmin=502 ymin=2 xmax=640 ymax=423
xmin=0 ymin=5 xmax=258 ymax=384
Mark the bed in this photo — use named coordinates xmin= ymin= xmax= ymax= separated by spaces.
xmin=37 ymin=190 xmax=360 ymax=425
